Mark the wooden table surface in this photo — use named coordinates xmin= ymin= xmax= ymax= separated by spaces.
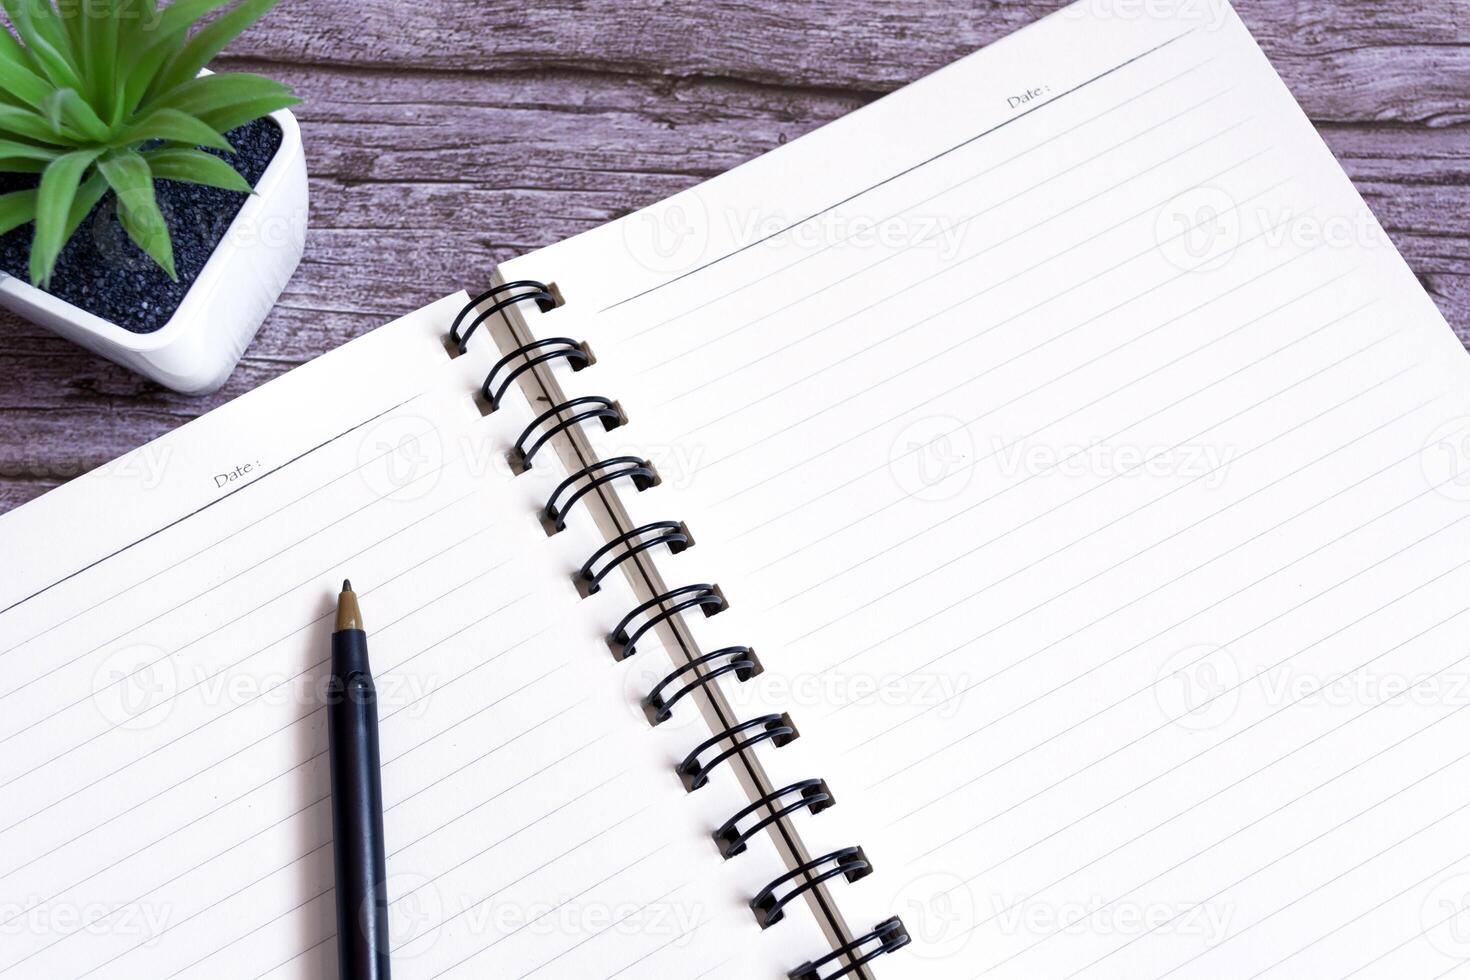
xmin=1 ymin=0 xmax=1466 ymax=513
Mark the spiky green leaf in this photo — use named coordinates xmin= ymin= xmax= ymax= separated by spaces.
xmin=0 ymin=28 xmax=54 ymax=108
xmin=64 ymin=170 xmax=107 ymax=239
xmin=114 ymin=0 xmax=220 ymax=111
xmin=147 ymin=71 xmax=297 ymax=133
xmin=30 ymin=147 xmax=101 ymax=285
xmin=148 ymin=0 xmax=281 ymax=99
xmin=98 ymin=148 xmax=174 ymax=279
xmin=119 ymin=31 xmax=182 ymax=116
xmin=149 ymin=0 xmax=235 ymax=40
xmin=199 ymin=92 xmax=296 ymax=135
xmin=117 ymin=107 xmax=233 ymax=151
xmin=0 ymin=137 xmax=57 ymax=170
xmin=40 ymin=87 xmax=109 ymax=142
xmin=143 ymin=146 xmax=250 ymax=191
xmin=3 ymin=0 xmax=83 ymax=90
xmin=79 ymin=0 xmax=120 ymax=116
xmin=0 ymin=187 xmax=37 ymax=236
xmin=0 ymin=104 xmax=75 ymax=146
xmin=0 ymin=137 xmax=61 ymax=162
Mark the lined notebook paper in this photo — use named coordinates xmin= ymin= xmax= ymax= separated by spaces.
xmin=0 ymin=297 xmax=825 ymax=978
xmin=496 ymin=0 xmax=1470 ymax=976
xmin=7 ymin=0 xmax=1467 ymax=976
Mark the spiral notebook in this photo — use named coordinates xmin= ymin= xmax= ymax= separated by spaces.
xmin=4 ymin=0 xmax=1470 ymax=977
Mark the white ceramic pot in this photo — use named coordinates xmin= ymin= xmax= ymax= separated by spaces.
xmin=0 ymin=104 xmax=308 ymax=395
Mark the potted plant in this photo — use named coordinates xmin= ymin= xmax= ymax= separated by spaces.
xmin=0 ymin=0 xmax=305 ymax=394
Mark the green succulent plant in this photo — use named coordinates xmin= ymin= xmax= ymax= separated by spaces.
xmin=0 ymin=0 xmax=298 ymax=287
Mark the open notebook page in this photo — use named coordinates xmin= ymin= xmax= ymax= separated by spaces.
xmin=0 ymin=295 xmax=828 ymax=978
xmin=497 ymin=1 xmax=1470 ymax=977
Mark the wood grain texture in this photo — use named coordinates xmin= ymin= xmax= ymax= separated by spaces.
xmin=0 ymin=0 xmax=1466 ymax=512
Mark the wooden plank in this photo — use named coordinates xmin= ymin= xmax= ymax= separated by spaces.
xmin=225 ymin=0 xmax=1470 ymax=123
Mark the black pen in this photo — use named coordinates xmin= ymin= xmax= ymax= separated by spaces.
xmin=329 ymin=580 xmax=392 ymax=980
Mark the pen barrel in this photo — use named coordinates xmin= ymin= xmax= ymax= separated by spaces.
xmin=328 ymin=629 xmax=392 ymax=980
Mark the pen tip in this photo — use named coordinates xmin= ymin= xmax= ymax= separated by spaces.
xmin=336 ymin=582 xmax=363 ymax=632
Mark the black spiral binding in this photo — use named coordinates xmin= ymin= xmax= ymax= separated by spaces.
xmin=751 ymin=848 xmax=873 ymax=929
xmin=513 ymin=396 xmax=624 ymax=473
xmin=482 ymin=337 xmax=592 ymax=411
xmin=677 ymin=713 xmax=799 ymax=792
xmin=453 ymin=285 xmax=905 ymax=976
xmin=544 ymin=457 xmax=658 ymax=534
xmin=606 ymin=584 xmax=725 ymax=661
xmin=714 ymin=779 xmax=833 ymax=859
xmin=449 ymin=280 xmax=558 ymax=354
xmin=578 ymin=521 xmax=692 ymax=597
xmin=788 ymin=918 xmax=911 ymax=980
xmin=644 ymin=646 xmax=761 ymax=727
